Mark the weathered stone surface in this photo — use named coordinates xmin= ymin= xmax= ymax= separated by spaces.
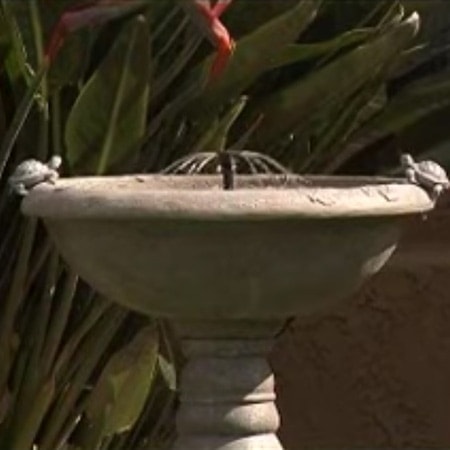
xmin=173 ymin=320 xmax=283 ymax=450
xmin=21 ymin=174 xmax=431 ymax=319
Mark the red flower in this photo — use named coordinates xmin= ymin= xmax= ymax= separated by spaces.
xmin=183 ymin=0 xmax=235 ymax=82
xmin=46 ymin=0 xmax=235 ymax=83
xmin=45 ymin=0 xmax=140 ymax=64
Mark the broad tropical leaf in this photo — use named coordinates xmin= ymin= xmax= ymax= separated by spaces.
xmin=79 ymin=326 xmax=159 ymax=447
xmin=188 ymin=0 xmax=323 ymax=117
xmin=249 ymin=11 xmax=420 ymax=148
xmin=326 ymin=69 xmax=450 ymax=172
xmin=65 ymin=15 xmax=151 ymax=174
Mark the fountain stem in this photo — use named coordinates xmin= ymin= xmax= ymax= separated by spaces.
xmin=172 ymin=320 xmax=284 ymax=450
xmin=218 ymin=151 xmax=234 ymax=190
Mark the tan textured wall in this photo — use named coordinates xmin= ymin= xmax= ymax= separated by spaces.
xmin=271 ymin=203 xmax=450 ymax=449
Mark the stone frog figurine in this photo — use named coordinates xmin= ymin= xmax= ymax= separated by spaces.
xmin=401 ymin=153 xmax=449 ymax=200
xmin=8 ymin=155 xmax=62 ymax=196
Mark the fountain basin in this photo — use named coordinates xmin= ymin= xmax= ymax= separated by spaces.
xmin=22 ymin=174 xmax=433 ymax=319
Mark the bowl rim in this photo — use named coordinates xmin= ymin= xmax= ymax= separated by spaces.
xmin=21 ymin=173 xmax=435 ymax=220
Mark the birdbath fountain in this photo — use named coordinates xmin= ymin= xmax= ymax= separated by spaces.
xmin=18 ymin=150 xmax=442 ymax=450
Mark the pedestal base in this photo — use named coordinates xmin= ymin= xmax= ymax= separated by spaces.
xmin=172 ymin=320 xmax=285 ymax=450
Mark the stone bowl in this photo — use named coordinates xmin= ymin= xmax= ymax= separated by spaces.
xmin=22 ymin=174 xmax=433 ymax=319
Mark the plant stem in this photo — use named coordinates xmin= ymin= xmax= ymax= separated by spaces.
xmin=0 ymin=65 xmax=47 ymax=178
xmin=51 ymin=92 xmax=62 ymax=156
xmin=29 ymin=0 xmax=49 ymax=160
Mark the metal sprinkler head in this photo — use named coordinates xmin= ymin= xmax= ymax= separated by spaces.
xmin=162 ymin=150 xmax=291 ymax=190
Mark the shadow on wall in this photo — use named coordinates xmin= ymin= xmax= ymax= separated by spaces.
xmin=272 ymin=194 xmax=450 ymax=449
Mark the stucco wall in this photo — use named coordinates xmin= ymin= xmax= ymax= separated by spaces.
xmin=271 ymin=201 xmax=450 ymax=449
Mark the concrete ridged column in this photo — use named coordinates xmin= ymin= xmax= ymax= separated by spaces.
xmin=172 ymin=320 xmax=284 ymax=450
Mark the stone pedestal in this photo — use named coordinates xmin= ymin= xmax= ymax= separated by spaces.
xmin=172 ymin=320 xmax=284 ymax=450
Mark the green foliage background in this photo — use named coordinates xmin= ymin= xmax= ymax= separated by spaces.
xmin=1 ymin=1 xmax=450 ymax=449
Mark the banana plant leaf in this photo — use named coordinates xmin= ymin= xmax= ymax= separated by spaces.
xmin=76 ymin=325 xmax=159 ymax=449
xmin=187 ymin=0 xmax=323 ymax=118
xmin=263 ymin=28 xmax=375 ymax=70
xmin=0 ymin=0 xmax=35 ymax=89
xmin=65 ymin=15 xmax=151 ymax=174
xmin=326 ymin=69 xmax=450 ymax=172
xmin=247 ymin=11 xmax=419 ymax=149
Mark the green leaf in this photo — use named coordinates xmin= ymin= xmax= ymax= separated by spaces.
xmin=378 ymin=0 xmax=404 ymax=28
xmin=0 ymin=92 xmax=5 ymax=139
xmin=189 ymin=0 xmax=323 ymax=117
xmin=0 ymin=219 xmax=38 ymax=388
xmin=295 ymin=83 xmax=383 ymax=172
xmin=327 ymin=69 xmax=450 ymax=172
xmin=65 ymin=15 xmax=151 ymax=175
xmin=0 ymin=64 xmax=47 ymax=178
xmin=83 ymin=326 xmax=159 ymax=441
xmin=5 ymin=376 xmax=56 ymax=450
xmin=158 ymin=354 xmax=176 ymax=392
xmin=264 ymin=28 xmax=375 ymax=70
xmin=0 ymin=388 xmax=10 ymax=425
xmin=38 ymin=305 xmax=125 ymax=450
xmin=0 ymin=0 xmax=34 ymax=89
xmin=45 ymin=0 xmax=150 ymax=90
xmin=47 ymin=28 xmax=92 ymax=93
xmin=250 ymin=11 xmax=420 ymax=148
xmin=192 ymin=96 xmax=248 ymax=153
xmin=2 ymin=0 xmax=47 ymax=71
xmin=0 ymin=9 xmax=10 ymax=61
